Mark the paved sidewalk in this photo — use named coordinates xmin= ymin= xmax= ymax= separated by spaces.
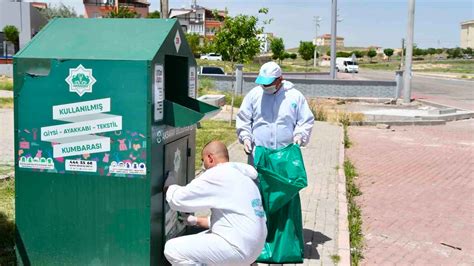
xmin=0 ymin=90 xmax=13 ymax=98
xmin=229 ymin=121 xmax=347 ymax=265
xmin=346 ymin=120 xmax=474 ymax=265
xmin=0 ymin=108 xmax=14 ymax=164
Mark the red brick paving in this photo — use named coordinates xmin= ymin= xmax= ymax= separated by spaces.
xmin=346 ymin=119 xmax=474 ymax=265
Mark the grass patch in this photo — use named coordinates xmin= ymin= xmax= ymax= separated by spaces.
xmin=311 ymin=104 xmax=328 ymax=122
xmin=0 ymin=76 xmax=13 ymax=91
xmin=309 ymin=99 xmax=365 ymax=126
xmin=331 ymin=254 xmax=341 ymax=264
xmin=343 ymin=125 xmax=352 ymax=149
xmin=359 ymin=59 xmax=474 ymax=74
xmin=0 ymin=175 xmax=15 ymax=265
xmin=0 ymin=98 xmax=13 ymax=109
xmin=344 ymin=159 xmax=363 ymax=265
xmin=359 ymin=62 xmax=400 ymax=71
xmin=195 ymin=120 xmax=237 ymax=170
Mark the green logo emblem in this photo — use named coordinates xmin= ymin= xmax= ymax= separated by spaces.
xmin=66 ymin=64 xmax=96 ymax=96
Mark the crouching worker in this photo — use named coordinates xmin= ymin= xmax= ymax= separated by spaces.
xmin=163 ymin=140 xmax=267 ymax=265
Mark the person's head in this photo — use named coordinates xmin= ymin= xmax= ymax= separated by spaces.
xmin=201 ymin=140 xmax=229 ymax=170
xmin=255 ymin=61 xmax=283 ymax=94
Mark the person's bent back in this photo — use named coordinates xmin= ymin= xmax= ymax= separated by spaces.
xmin=163 ymin=141 xmax=267 ymax=265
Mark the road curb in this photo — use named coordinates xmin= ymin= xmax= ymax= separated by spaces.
xmin=416 ymin=99 xmax=473 ymax=112
xmin=351 ymin=120 xmax=446 ymax=126
xmin=313 ymin=96 xmax=394 ymax=104
xmin=337 ymin=125 xmax=351 ymax=266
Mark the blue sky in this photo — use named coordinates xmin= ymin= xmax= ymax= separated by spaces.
xmin=36 ymin=0 xmax=473 ymax=49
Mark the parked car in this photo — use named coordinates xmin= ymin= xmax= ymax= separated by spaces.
xmin=199 ymin=66 xmax=226 ymax=75
xmin=200 ymin=53 xmax=223 ymax=61
xmin=462 ymin=54 xmax=473 ymax=59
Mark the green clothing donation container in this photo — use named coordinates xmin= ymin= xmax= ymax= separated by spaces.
xmin=13 ymin=18 xmax=218 ymax=265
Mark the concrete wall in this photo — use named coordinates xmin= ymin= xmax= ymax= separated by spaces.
xmin=199 ymin=75 xmax=397 ymax=99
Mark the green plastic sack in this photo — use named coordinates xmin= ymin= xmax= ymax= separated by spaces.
xmin=254 ymin=144 xmax=308 ymax=263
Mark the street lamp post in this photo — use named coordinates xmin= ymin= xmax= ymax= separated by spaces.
xmin=313 ymin=16 xmax=322 ymax=68
xmin=330 ymin=0 xmax=338 ymax=79
xmin=403 ymin=0 xmax=416 ymax=103
xmin=161 ymin=0 xmax=169 ymax=18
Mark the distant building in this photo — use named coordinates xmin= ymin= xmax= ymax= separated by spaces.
xmin=314 ymin=34 xmax=344 ymax=47
xmin=169 ymin=3 xmax=226 ymax=42
xmin=257 ymin=33 xmax=274 ymax=54
xmin=319 ymin=55 xmax=331 ymax=66
xmin=368 ymin=46 xmax=384 ymax=54
xmin=0 ymin=1 xmax=48 ymax=53
xmin=460 ymin=20 xmax=474 ymax=48
xmin=83 ymin=0 xmax=150 ymax=18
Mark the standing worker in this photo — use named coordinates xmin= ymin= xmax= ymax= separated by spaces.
xmin=236 ymin=61 xmax=315 ymax=263
xmin=236 ymin=61 xmax=314 ymax=156
xmin=163 ymin=141 xmax=267 ymax=265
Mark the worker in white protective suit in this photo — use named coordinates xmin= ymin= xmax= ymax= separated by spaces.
xmin=163 ymin=140 xmax=267 ymax=265
xmin=236 ymin=61 xmax=315 ymax=160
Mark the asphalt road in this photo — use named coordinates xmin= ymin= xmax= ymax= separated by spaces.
xmin=354 ymin=70 xmax=474 ymax=110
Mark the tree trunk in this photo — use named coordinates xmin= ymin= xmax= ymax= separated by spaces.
xmin=229 ymin=60 xmax=235 ymax=126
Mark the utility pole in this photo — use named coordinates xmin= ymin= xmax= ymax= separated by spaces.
xmin=329 ymin=0 xmax=338 ymax=79
xmin=400 ymin=38 xmax=405 ymax=70
xmin=313 ymin=16 xmax=322 ymax=68
xmin=161 ymin=0 xmax=169 ymax=18
xmin=403 ymin=0 xmax=415 ymax=103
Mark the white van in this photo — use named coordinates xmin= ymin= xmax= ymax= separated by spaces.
xmin=336 ymin=57 xmax=359 ymax=73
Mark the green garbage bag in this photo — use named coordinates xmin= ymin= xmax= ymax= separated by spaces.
xmin=254 ymin=144 xmax=308 ymax=263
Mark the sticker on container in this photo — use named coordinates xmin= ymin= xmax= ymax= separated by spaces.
xmin=65 ymin=159 xmax=97 ymax=173
xmin=188 ymin=67 xmax=196 ymax=98
xmin=174 ymin=30 xmax=181 ymax=53
xmin=154 ymin=64 xmax=164 ymax=122
xmin=41 ymin=98 xmax=122 ymax=158
xmin=109 ymin=161 xmax=146 ymax=175
xmin=19 ymin=156 xmax=55 ymax=170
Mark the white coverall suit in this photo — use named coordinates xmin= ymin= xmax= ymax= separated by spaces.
xmin=164 ymin=162 xmax=267 ymax=265
xmin=236 ymin=80 xmax=315 ymax=150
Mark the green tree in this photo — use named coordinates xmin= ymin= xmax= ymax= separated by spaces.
xmin=413 ymin=46 xmax=426 ymax=57
xmin=426 ymin=48 xmax=437 ymax=61
xmin=213 ymin=8 xmax=269 ymax=124
xmin=463 ymin=47 xmax=473 ymax=55
xmin=298 ymin=41 xmax=315 ymax=68
xmin=270 ymin=37 xmax=285 ymax=64
xmin=106 ymin=7 xmax=140 ymax=18
xmin=336 ymin=51 xmax=351 ymax=57
xmin=447 ymin=47 xmax=462 ymax=58
xmin=289 ymin=53 xmax=297 ymax=59
xmin=353 ymin=50 xmax=365 ymax=58
xmin=185 ymin=33 xmax=201 ymax=58
xmin=39 ymin=3 xmax=77 ymax=20
xmin=214 ymin=14 xmax=263 ymax=63
xmin=200 ymin=39 xmax=215 ymax=54
xmin=3 ymin=25 xmax=19 ymax=53
xmin=147 ymin=10 xmax=160 ymax=18
xmin=367 ymin=49 xmax=377 ymax=62
xmin=383 ymin=48 xmax=394 ymax=61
